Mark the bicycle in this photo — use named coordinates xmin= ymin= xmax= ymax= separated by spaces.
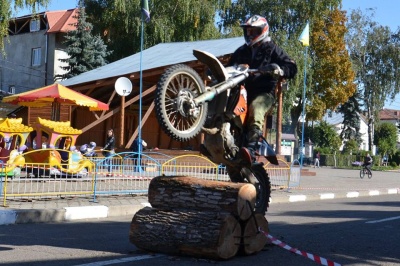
xmin=360 ymin=164 xmax=372 ymax=179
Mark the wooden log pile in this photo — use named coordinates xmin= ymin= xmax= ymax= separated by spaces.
xmin=129 ymin=175 xmax=269 ymax=260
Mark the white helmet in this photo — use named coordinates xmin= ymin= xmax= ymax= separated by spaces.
xmin=240 ymin=15 xmax=269 ymax=47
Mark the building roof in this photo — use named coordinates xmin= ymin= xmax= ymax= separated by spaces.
xmin=282 ymin=133 xmax=296 ymax=141
xmin=322 ymin=112 xmax=343 ymax=126
xmin=322 ymin=110 xmax=371 ymax=127
xmin=61 ymin=37 xmax=245 ymax=87
xmin=46 ymin=9 xmax=78 ymax=33
xmin=379 ymin=108 xmax=400 ymax=121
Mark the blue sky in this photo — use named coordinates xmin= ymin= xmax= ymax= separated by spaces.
xmin=15 ymin=0 xmax=78 ymax=16
xmin=16 ymin=0 xmax=400 ymax=109
xmin=342 ymin=0 xmax=399 ymax=31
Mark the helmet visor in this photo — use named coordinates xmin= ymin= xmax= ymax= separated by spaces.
xmin=244 ymin=27 xmax=262 ymax=42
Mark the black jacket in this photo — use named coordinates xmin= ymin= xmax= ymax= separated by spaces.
xmin=103 ymin=136 xmax=115 ymax=151
xmin=228 ymin=40 xmax=297 ymax=101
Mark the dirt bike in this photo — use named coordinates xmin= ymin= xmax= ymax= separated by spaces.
xmin=154 ymin=49 xmax=280 ymax=214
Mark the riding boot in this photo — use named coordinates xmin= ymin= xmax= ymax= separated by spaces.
xmin=241 ymin=126 xmax=262 ymax=166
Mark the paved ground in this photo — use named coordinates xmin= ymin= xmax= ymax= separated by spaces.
xmin=0 ymin=166 xmax=399 ymax=225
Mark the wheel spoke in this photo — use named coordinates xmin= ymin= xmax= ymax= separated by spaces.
xmin=168 ymin=74 xmax=203 ymax=132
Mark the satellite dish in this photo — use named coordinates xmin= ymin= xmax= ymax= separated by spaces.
xmin=115 ymin=77 xmax=132 ymax=96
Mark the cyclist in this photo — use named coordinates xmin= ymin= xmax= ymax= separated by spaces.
xmin=364 ymin=153 xmax=373 ymax=171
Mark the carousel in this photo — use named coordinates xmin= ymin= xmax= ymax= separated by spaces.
xmin=0 ymin=83 xmax=109 ymax=178
xmin=0 ymin=118 xmax=33 ymax=176
xmin=16 ymin=117 xmax=94 ymax=178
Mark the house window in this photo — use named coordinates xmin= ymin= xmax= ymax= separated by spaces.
xmin=30 ymin=19 xmax=40 ymax=32
xmin=8 ymin=85 xmax=15 ymax=94
xmin=32 ymin=48 xmax=41 ymax=66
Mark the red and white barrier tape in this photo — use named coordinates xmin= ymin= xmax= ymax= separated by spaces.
xmin=99 ymin=172 xmax=152 ymax=180
xmin=260 ymin=229 xmax=341 ymax=266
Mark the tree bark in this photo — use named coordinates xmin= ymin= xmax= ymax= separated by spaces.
xmin=129 ymin=207 xmax=241 ymax=260
xmin=148 ymin=175 xmax=256 ymax=220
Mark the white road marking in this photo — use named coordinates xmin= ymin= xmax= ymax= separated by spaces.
xmin=366 ymin=216 xmax=400 ymax=224
xmin=289 ymin=195 xmax=306 ymax=202
xmin=368 ymin=190 xmax=380 ymax=196
xmin=320 ymin=193 xmax=335 ymax=200
xmin=346 ymin=191 xmax=359 ymax=198
xmin=74 ymin=254 xmax=164 ymax=266
xmin=64 ymin=206 xmax=108 ymax=220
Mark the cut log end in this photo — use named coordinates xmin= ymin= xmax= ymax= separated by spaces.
xmin=242 ymin=214 xmax=269 ymax=255
xmin=217 ymin=214 xmax=242 ymax=259
xmin=236 ymin=184 xmax=257 ymax=220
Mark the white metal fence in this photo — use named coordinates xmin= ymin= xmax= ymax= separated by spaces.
xmin=1 ymin=151 xmax=300 ymax=206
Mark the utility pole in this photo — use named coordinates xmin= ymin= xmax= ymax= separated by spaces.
xmin=275 ymin=84 xmax=283 ymax=155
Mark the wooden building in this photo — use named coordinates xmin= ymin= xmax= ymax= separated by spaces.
xmin=14 ymin=37 xmax=247 ymax=151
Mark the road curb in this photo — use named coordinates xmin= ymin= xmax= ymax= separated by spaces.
xmin=0 ymin=202 xmax=150 ymax=225
xmin=270 ymin=188 xmax=399 ymax=203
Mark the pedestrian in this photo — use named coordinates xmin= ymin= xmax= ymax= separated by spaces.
xmin=101 ymin=129 xmax=115 ymax=175
xmin=314 ymin=151 xmax=320 ymax=168
xmin=130 ymin=137 xmax=147 ymax=171
xmin=41 ymin=134 xmax=50 ymax=149
xmin=227 ymin=14 xmax=297 ymax=164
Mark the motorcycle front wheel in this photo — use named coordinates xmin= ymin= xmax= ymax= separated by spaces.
xmin=155 ymin=64 xmax=208 ymax=142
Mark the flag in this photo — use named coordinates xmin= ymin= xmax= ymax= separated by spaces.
xmin=299 ymin=22 xmax=309 ymax=46
xmin=141 ymin=0 xmax=150 ymax=23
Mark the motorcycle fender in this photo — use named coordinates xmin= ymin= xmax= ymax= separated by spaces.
xmin=193 ymin=50 xmax=228 ymax=82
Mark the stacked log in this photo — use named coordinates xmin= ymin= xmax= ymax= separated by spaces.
xmin=148 ymin=175 xmax=257 ymax=220
xmin=129 ymin=176 xmax=269 ymax=260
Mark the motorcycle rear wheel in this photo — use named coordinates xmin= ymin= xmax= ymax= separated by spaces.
xmin=155 ymin=64 xmax=208 ymax=142
xmin=227 ymin=164 xmax=271 ymax=214
xmin=251 ymin=164 xmax=271 ymax=214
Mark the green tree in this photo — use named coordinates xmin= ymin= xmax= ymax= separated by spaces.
xmin=374 ymin=122 xmax=398 ymax=158
xmin=83 ymin=0 xmax=227 ymax=61
xmin=0 ymin=0 xmax=50 ymax=51
xmin=312 ymin=121 xmax=341 ymax=152
xmin=342 ymin=139 xmax=359 ymax=155
xmin=337 ymin=92 xmax=363 ymax=147
xmin=346 ymin=8 xmax=400 ymax=151
xmin=56 ymin=2 xmax=111 ymax=80
xmin=308 ymin=7 xmax=356 ymax=120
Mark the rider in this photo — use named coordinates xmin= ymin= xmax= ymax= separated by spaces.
xmin=364 ymin=153 xmax=373 ymax=170
xmin=228 ymin=15 xmax=298 ymax=164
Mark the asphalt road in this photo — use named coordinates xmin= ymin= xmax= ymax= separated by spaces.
xmin=0 ymin=194 xmax=399 ymax=266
